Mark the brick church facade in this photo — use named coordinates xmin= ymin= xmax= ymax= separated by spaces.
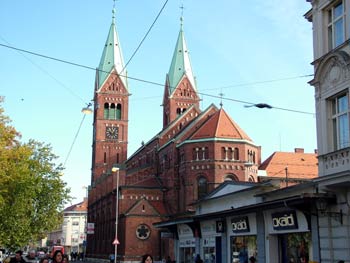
xmin=87 ymin=11 xmax=261 ymax=262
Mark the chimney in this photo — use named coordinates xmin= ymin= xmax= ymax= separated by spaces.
xmin=294 ymin=148 xmax=304 ymax=153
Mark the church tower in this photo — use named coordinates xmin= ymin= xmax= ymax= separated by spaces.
xmin=87 ymin=6 xmax=129 ymax=258
xmin=91 ymin=7 xmax=129 ymax=184
xmin=163 ymin=17 xmax=200 ymax=128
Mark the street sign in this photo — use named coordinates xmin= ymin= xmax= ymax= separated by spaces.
xmin=112 ymin=238 xmax=120 ymax=245
xmin=87 ymin=223 xmax=95 ymax=234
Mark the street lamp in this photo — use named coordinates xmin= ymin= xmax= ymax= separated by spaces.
xmin=112 ymin=166 xmax=120 ymax=263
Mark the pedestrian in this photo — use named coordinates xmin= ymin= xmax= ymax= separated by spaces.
xmin=62 ymin=255 xmax=69 ymax=263
xmin=39 ymin=258 xmax=49 ymax=263
xmin=249 ymin=256 xmax=256 ymax=263
xmin=338 ymin=261 xmax=345 ymax=263
xmin=24 ymin=250 xmax=37 ymax=263
xmin=10 ymin=251 xmax=26 ymax=263
xmin=194 ymin=254 xmax=203 ymax=263
xmin=166 ymin=256 xmax=171 ymax=263
xmin=141 ymin=254 xmax=153 ymax=263
xmin=52 ymin=251 xmax=63 ymax=263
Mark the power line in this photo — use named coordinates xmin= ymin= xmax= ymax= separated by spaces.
xmin=0 ymin=42 xmax=315 ymax=115
xmin=120 ymin=0 xmax=169 ymax=74
xmin=0 ymin=36 xmax=86 ymax=103
xmin=64 ymin=113 xmax=88 ymax=167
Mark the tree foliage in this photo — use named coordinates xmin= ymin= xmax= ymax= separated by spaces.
xmin=0 ymin=100 xmax=71 ymax=250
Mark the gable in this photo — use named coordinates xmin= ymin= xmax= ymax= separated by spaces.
xmin=125 ymin=198 xmax=166 ymax=216
xmin=190 ymin=108 xmax=252 ymax=141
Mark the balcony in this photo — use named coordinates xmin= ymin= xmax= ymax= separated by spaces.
xmin=319 ymin=147 xmax=350 ymax=176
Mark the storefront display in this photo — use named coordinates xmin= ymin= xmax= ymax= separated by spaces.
xmin=227 ymin=214 xmax=257 ymax=263
xmin=178 ymin=224 xmax=196 ymax=263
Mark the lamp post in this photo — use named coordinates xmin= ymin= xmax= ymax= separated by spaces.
xmin=112 ymin=166 xmax=120 ymax=263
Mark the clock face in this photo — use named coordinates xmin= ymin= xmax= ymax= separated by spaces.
xmin=106 ymin=126 xmax=118 ymax=140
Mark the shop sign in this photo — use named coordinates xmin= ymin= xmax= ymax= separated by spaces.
xmin=271 ymin=211 xmax=298 ymax=230
xmin=216 ymin=220 xmax=225 ymax=233
xmin=177 ymin=224 xmax=193 ymax=238
xmin=231 ymin=216 xmax=250 ymax=233
xmin=203 ymin=237 xmax=215 ymax=247
xmin=87 ymin=223 xmax=95 ymax=234
xmin=179 ymin=238 xmax=195 ymax=247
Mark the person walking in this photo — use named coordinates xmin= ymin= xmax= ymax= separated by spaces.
xmin=52 ymin=251 xmax=63 ymax=263
xmin=141 ymin=254 xmax=153 ymax=263
xmin=10 ymin=251 xmax=25 ymax=263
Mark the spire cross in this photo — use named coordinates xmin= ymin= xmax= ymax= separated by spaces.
xmin=180 ymin=3 xmax=185 ymax=27
xmin=219 ymin=92 xmax=224 ymax=108
xmin=112 ymin=0 xmax=117 ymax=22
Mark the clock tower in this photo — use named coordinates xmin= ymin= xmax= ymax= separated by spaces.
xmin=91 ymin=8 xmax=129 ymax=184
xmin=87 ymin=8 xmax=129 ymax=257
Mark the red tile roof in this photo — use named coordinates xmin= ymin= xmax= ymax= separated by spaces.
xmin=190 ymin=108 xmax=252 ymax=141
xmin=259 ymin=151 xmax=318 ymax=179
xmin=64 ymin=198 xmax=88 ymax=212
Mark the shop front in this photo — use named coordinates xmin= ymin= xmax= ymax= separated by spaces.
xmin=265 ymin=209 xmax=311 ymax=263
xmin=200 ymin=220 xmax=223 ymax=263
xmin=178 ymin=223 xmax=196 ymax=263
xmin=227 ymin=214 xmax=257 ymax=263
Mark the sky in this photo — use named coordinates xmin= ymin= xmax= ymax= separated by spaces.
xmin=0 ymin=1 xmax=316 ymax=205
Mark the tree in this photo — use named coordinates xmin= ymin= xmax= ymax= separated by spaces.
xmin=0 ymin=99 xmax=71 ymax=250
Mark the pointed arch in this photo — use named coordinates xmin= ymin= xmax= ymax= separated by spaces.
xmin=116 ymin=103 xmax=122 ymax=120
xmin=104 ymin=103 xmax=109 ymax=119
xmin=110 ymin=103 xmax=116 ymax=119
xmin=197 ymin=176 xmax=208 ymax=199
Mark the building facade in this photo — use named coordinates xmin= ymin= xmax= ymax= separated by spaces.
xmin=306 ymin=0 xmax=350 ymax=261
xmin=48 ymin=198 xmax=87 ymax=255
xmin=86 ymin=9 xmax=262 ymax=263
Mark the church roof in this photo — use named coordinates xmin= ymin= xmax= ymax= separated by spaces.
xmin=258 ymin=149 xmax=318 ymax=179
xmin=97 ymin=11 xmax=128 ymax=90
xmin=167 ymin=21 xmax=196 ymax=96
xmin=190 ymin=107 xmax=252 ymax=141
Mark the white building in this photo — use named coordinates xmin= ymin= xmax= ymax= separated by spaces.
xmin=47 ymin=198 xmax=88 ymax=255
xmin=306 ymin=0 xmax=350 ymax=262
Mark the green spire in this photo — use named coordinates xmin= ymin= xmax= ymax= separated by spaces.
xmin=167 ymin=18 xmax=196 ymax=95
xmin=97 ymin=7 xmax=128 ymax=90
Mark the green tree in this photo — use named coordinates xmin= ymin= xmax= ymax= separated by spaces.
xmin=0 ymin=99 xmax=71 ymax=250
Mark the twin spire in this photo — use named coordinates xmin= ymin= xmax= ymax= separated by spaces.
xmin=97 ymin=5 xmax=128 ymax=90
xmin=167 ymin=16 xmax=197 ymax=95
xmin=97 ymin=4 xmax=196 ymax=96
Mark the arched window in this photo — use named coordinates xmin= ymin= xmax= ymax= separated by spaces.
xmin=248 ymin=176 xmax=255 ymax=182
xmin=221 ymin=147 xmax=226 ymax=160
xmin=224 ymin=174 xmax=238 ymax=181
xmin=109 ymin=103 xmax=116 ymax=120
xmin=228 ymin=147 xmax=233 ymax=160
xmin=198 ymin=177 xmax=208 ymax=199
xmin=104 ymin=103 xmax=109 ymax=119
xmin=176 ymin=108 xmax=181 ymax=116
xmin=234 ymin=148 xmax=239 ymax=160
xmin=116 ymin=104 xmax=122 ymax=120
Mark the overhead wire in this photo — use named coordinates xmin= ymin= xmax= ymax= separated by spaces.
xmin=0 ymin=42 xmax=315 ymax=115
xmin=0 ymin=37 xmax=86 ymax=103
xmin=120 ymin=0 xmax=169 ymax=74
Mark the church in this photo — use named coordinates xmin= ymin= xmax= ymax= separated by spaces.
xmin=86 ymin=7 xmax=261 ymax=262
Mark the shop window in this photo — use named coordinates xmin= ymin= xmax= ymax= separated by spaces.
xmin=329 ymin=92 xmax=349 ymax=150
xmin=327 ymin=1 xmax=345 ymax=50
xmin=231 ymin=236 xmax=257 ymax=263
